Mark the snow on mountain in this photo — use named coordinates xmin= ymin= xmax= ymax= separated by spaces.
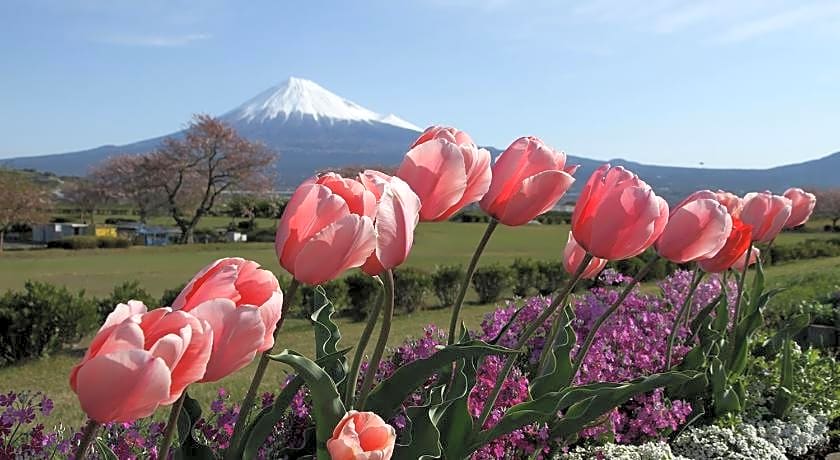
xmin=227 ymin=77 xmax=421 ymax=131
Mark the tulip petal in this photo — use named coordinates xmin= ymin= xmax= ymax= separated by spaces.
xmin=440 ymin=146 xmax=491 ymax=219
xmin=397 ymin=139 xmax=467 ymax=221
xmin=256 ymin=291 xmax=283 ymax=352
xmin=496 ymin=170 xmax=575 ymax=226
xmin=293 ymin=214 xmax=377 ymax=285
xmin=189 ymin=299 xmax=265 ymax=382
xmin=482 ymin=137 xmax=565 ymax=210
xmin=373 ymin=177 xmax=421 ymax=271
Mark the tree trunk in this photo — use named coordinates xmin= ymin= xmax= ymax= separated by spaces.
xmin=833 ymin=217 xmax=839 ymax=231
xmin=0 ymin=230 xmax=4 ymax=253
xmin=178 ymin=225 xmax=195 ymax=244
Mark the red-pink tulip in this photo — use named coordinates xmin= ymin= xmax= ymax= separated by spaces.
xmin=731 ymin=246 xmax=760 ymax=271
xmin=698 ymin=217 xmax=753 ymax=273
xmin=479 ymin=136 xmax=577 ymax=226
xmin=715 ymin=190 xmax=743 ymax=217
xmin=358 ymin=171 xmax=421 ymax=276
xmin=396 ymin=126 xmax=491 ymax=221
xmin=655 ymin=190 xmax=733 ymax=263
xmin=172 ymin=258 xmax=283 ymax=382
xmin=740 ymin=191 xmax=792 ymax=243
xmin=563 ymin=232 xmax=607 ymax=279
xmin=327 ymin=411 xmax=396 ymax=460
xmin=571 ymin=164 xmax=669 ymax=260
xmin=70 ymin=301 xmax=212 ymax=422
xmin=275 ymin=174 xmax=377 ymax=284
xmin=783 ymin=187 xmax=816 ymax=228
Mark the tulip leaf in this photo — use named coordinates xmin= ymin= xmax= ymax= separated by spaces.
xmin=530 ymin=303 xmax=576 ymax=398
xmin=363 ymin=340 xmax=519 ymax=418
xmin=310 ymin=286 xmax=347 ymax=388
xmin=762 ymin=313 xmax=809 ymax=358
xmin=175 ymin=392 xmax=202 ymax=448
xmin=394 ymin=389 xmax=445 ymax=460
xmin=95 ymin=439 xmax=119 ymax=460
xmin=268 ymin=350 xmax=346 ymax=460
xmin=241 ymin=376 xmax=304 ymax=460
xmin=437 ymin=358 xmax=476 ymax=460
xmin=690 ymin=293 xmax=723 ymax=339
xmin=487 ymin=302 xmax=528 ymax=345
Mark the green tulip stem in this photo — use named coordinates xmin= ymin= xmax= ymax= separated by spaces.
xmin=228 ymin=278 xmax=300 ymax=455
xmin=447 ymin=219 xmax=499 ymax=345
xmin=158 ymin=392 xmax=186 ymax=457
xmin=74 ymin=419 xmax=100 ymax=459
xmin=357 ymin=269 xmax=395 ymax=410
xmin=344 ymin=276 xmax=385 ymax=408
xmin=733 ymin=242 xmax=753 ymax=324
xmin=474 ymin=253 xmax=592 ymax=433
xmin=664 ymin=266 xmax=704 ymax=370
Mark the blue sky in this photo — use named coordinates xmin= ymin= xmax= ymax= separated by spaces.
xmin=1 ymin=0 xmax=839 ymax=168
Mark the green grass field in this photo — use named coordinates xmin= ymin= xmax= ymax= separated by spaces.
xmin=0 ymin=219 xmax=838 ymax=427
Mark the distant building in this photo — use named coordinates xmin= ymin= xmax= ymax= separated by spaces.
xmin=114 ymin=223 xmax=181 ymax=246
xmin=94 ymin=226 xmax=118 ymax=237
xmin=31 ymin=223 xmax=90 ymax=243
xmin=226 ymin=231 xmax=248 ymax=243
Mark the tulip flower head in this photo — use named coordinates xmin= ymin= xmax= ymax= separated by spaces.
xmin=563 ymin=231 xmax=607 ymax=279
xmin=731 ymin=246 xmax=760 ymax=272
xmin=397 ymin=125 xmax=491 ymax=221
xmin=655 ymin=190 xmax=733 ymax=263
xmin=327 ymin=411 xmax=396 ymax=460
xmin=571 ymin=164 xmax=669 ymax=260
xmin=715 ymin=190 xmax=743 ymax=217
xmin=783 ymin=187 xmax=816 ymax=228
xmin=275 ymin=173 xmax=377 ymax=284
xmin=70 ymin=301 xmax=212 ymax=423
xmin=358 ymin=170 xmax=422 ymax=275
xmin=172 ymin=258 xmax=284 ymax=382
xmin=698 ymin=217 xmax=753 ymax=273
xmin=480 ymin=136 xmax=577 ymax=226
xmin=739 ymin=191 xmax=792 ymax=243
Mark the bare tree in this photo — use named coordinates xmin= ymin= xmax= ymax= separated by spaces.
xmin=90 ymin=154 xmax=165 ymax=224
xmin=62 ymin=179 xmax=109 ymax=224
xmin=0 ymin=170 xmax=51 ymax=252
xmin=814 ymin=188 xmax=840 ymax=229
xmin=147 ymin=115 xmax=277 ymax=243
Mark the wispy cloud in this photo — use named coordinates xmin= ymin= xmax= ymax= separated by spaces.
xmin=101 ymin=33 xmax=211 ymax=47
xmin=713 ymin=3 xmax=840 ymax=43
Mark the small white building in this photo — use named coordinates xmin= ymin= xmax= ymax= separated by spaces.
xmin=32 ymin=223 xmax=90 ymax=243
xmin=226 ymin=231 xmax=248 ymax=243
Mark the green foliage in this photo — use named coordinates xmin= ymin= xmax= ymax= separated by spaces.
xmin=472 ymin=264 xmax=513 ymax=304
xmin=160 ymin=282 xmax=187 ymax=308
xmin=535 ymin=260 xmax=566 ymax=295
xmin=344 ymin=272 xmax=381 ymax=321
xmin=95 ymin=236 xmax=132 ymax=248
xmin=46 ymin=235 xmax=132 ymax=249
xmin=393 ymin=267 xmax=432 ymax=313
xmin=511 ymin=258 xmax=540 ymax=297
xmin=769 ymin=238 xmax=840 ymax=264
xmin=294 ymin=280 xmax=349 ymax=319
xmin=95 ymin=280 xmax=158 ymax=321
xmin=431 ymin=264 xmax=464 ymax=307
xmin=764 ymin=270 xmax=840 ymax=329
xmin=0 ymin=281 xmax=97 ymax=366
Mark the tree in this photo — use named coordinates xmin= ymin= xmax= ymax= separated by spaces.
xmin=62 ymin=179 xmax=109 ymax=224
xmin=89 ymin=154 xmax=165 ymax=224
xmin=147 ymin=115 xmax=277 ymax=243
xmin=0 ymin=170 xmax=51 ymax=252
xmin=814 ymin=188 xmax=840 ymax=229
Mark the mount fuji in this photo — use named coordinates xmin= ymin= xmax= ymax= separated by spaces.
xmin=2 ymin=77 xmax=424 ymax=186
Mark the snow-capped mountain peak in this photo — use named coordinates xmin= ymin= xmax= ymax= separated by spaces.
xmin=228 ymin=77 xmax=421 ymax=131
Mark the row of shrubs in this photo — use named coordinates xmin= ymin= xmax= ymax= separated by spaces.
xmin=768 ymin=238 xmax=840 ymax=264
xmin=46 ymin=235 xmax=133 ymax=249
xmin=451 ymin=209 xmax=572 ymax=225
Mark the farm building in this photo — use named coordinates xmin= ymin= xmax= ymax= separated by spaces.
xmin=31 ymin=223 xmax=90 ymax=243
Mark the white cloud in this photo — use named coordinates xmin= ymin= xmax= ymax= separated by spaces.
xmin=102 ymin=33 xmax=211 ymax=47
xmin=713 ymin=3 xmax=840 ymax=43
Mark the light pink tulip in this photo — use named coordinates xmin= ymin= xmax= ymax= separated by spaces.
xmin=172 ymin=258 xmax=284 ymax=382
xmin=275 ymin=174 xmax=377 ymax=284
xmin=69 ymin=301 xmax=212 ymax=422
xmin=562 ymin=232 xmax=607 ymax=279
xmin=327 ymin=411 xmax=396 ymax=460
xmin=731 ymin=246 xmax=760 ymax=271
xmin=715 ymin=190 xmax=743 ymax=217
xmin=479 ymin=136 xmax=577 ymax=226
xmin=655 ymin=190 xmax=733 ymax=263
xmin=740 ymin=191 xmax=792 ymax=243
xmin=571 ymin=164 xmax=669 ymax=260
xmin=698 ymin=217 xmax=753 ymax=273
xmin=396 ymin=126 xmax=491 ymax=221
xmin=783 ymin=187 xmax=816 ymax=228
xmin=358 ymin=171 xmax=421 ymax=276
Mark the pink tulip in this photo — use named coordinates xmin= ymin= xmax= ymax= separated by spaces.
xmin=327 ymin=411 xmax=396 ymax=460
xmin=715 ymin=190 xmax=743 ymax=217
xmin=172 ymin=258 xmax=284 ymax=382
xmin=562 ymin=232 xmax=607 ymax=279
xmin=783 ymin=187 xmax=816 ymax=228
xmin=740 ymin=191 xmax=792 ymax=243
xmin=731 ymin=246 xmax=760 ymax=271
xmin=571 ymin=164 xmax=669 ymax=260
xmin=358 ymin=171 xmax=422 ymax=275
xmin=70 ymin=301 xmax=212 ymax=423
xmin=698 ymin=217 xmax=753 ymax=273
xmin=655 ymin=190 xmax=733 ymax=263
xmin=276 ymin=174 xmax=377 ymax=284
xmin=396 ymin=126 xmax=491 ymax=221
xmin=479 ymin=136 xmax=577 ymax=226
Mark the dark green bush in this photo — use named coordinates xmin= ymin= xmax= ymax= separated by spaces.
xmin=536 ymin=260 xmax=566 ymax=295
xmin=247 ymin=228 xmax=276 ymax=243
xmin=769 ymin=238 xmax=840 ymax=264
xmin=297 ymin=279 xmax=349 ymax=318
xmin=472 ymin=264 xmax=512 ymax=304
xmin=511 ymin=258 xmax=541 ymax=297
xmin=96 ymin=236 xmax=132 ymax=248
xmin=47 ymin=236 xmax=98 ymax=249
xmin=345 ymin=272 xmax=382 ymax=321
xmin=431 ymin=264 xmax=464 ymax=307
xmin=160 ymin=283 xmax=187 ymax=308
xmin=0 ymin=281 xmax=97 ymax=366
xmin=96 ymin=280 xmax=158 ymax=321
xmin=393 ymin=267 xmax=432 ymax=313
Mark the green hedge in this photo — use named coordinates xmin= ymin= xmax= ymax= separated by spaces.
xmin=47 ymin=235 xmax=132 ymax=249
